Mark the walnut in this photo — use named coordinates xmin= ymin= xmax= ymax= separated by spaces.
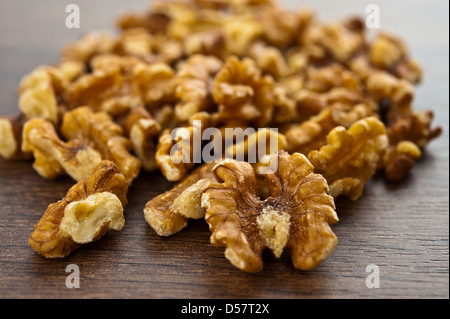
xmin=144 ymin=162 xmax=216 ymax=236
xmin=379 ymin=110 xmax=442 ymax=181
xmin=29 ymin=161 xmax=128 ymax=258
xmin=302 ymin=19 xmax=365 ymax=63
xmin=369 ymin=33 xmax=422 ymax=84
xmin=122 ymin=107 xmax=161 ymax=172
xmin=222 ymin=15 xmax=264 ymax=56
xmin=380 ymin=141 xmax=422 ymax=182
xmin=184 ymin=30 xmax=227 ymax=60
xmin=22 ymin=118 xmax=103 ymax=181
xmin=174 ymin=54 xmax=223 ymax=122
xmin=18 ymin=66 xmax=68 ymax=124
xmin=366 ymin=71 xmax=414 ymax=122
xmin=65 ymin=55 xmax=144 ymax=117
xmin=212 ymin=56 xmax=274 ymax=127
xmin=202 ymin=152 xmax=338 ymax=272
xmin=156 ymin=112 xmax=215 ymax=182
xmin=0 ymin=114 xmax=30 ymax=160
xmin=305 ymin=64 xmax=363 ymax=94
xmin=61 ymin=107 xmax=141 ymax=185
xmin=116 ymin=11 xmax=171 ymax=35
xmin=308 ymin=117 xmax=388 ymax=200
xmin=248 ymin=42 xmax=289 ymax=79
xmin=225 ymin=128 xmax=288 ymax=162
xmin=61 ymin=32 xmax=115 ymax=64
xmin=114 ymin=29 xmax=182 ymax=65
xmin=283 ymin=104 xmax=373 ymax=156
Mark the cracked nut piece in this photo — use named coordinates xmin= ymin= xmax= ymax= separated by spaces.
xmin=174 ymin=54 xmax=223 ymax=122
xmin=308 ymin=117 xmax=388 ymax=200
xmin=156 ymin=112 xmax=215 ymax=182
xmin=122 ymin=107 xmax=161 ymax=172
xmin=202 ymin=152 xmax=338 ymax=273
xmin=212 ymin=56 xmax=274 ymax=127
xmin=0 ymin=114 xmax=30 ymax=160
xmin=18 ymin=66 xmax=66 ymax=124
xmin=22 ymin=118 xmax=103 ymax=181
xmin=29 ymin=160 xmax=128 ymax=258
xmin=144 ymin=162 xmax=216 ymax=236
xmin=61 ymin=107 xmax=141 ymax=185
xmin=381 ymin=141 xmax=422 ymax=182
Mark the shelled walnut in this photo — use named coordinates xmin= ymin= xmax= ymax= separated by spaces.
xmin=308 ymin=117 xmax=388 ymax=200
xmin=22 ymin=118 xmax=103 ymax=181
xmin=202 ymin=152 xmax=338 ymax=272
xmin=122 ymin=107 xmax=161 ymax=172
xmin=61 ymin=107 xmax=141 ymax=185
xmin=212 ymin=56 xmax=274 ymax=127
xmin=29 ymin=161 xmax=128 ymax=258
xmin=144 ymin=162 xmax=216 ymax=236
xmin=0 ymin=114 xmax=30 ymax=160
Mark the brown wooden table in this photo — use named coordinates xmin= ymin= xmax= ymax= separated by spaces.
xmin=0 ymin=0 xmax=448 ymax=299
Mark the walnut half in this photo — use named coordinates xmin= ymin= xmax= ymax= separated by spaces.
xmin=29 ymin=160 xmax=128 ymax=258
xmin=201 ymin=152 xmax=338 ymax=273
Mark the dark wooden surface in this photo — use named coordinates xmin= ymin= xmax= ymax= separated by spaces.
xmin=0 ymin=0 xmax=448 ymax=299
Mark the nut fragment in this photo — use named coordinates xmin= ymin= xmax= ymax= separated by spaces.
xmin=122 ymin=107 xmax=161 ymax=172
xmin=202 ymin=152 xmax=338 ymax=272
xmin=0 ymin=114 xmax=30 ymax=160
xmin=212 ymin=56 xmax=274 ymax=127
xmin=22 ymin=118 xmax=103 ymax=180
xmin=308 ymin=117 xmax=388 ymax=200
xmin=29 ymin=160 xmax=128 ymax=258
xmin=61 ymin=107 xmax=141 ymax=185
xmin=144 ymin=162 xmax=216 ymax=236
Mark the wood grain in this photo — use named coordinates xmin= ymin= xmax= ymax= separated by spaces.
xmin=0 ymin=0 xmax=448 ymax=299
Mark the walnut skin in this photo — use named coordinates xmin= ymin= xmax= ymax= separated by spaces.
xmin=29 ymin=161 xmax=128 ymax=258
xmin=144 ymin=162 xmax=216 ymax=236
xmin=202 ymin=152 xmax=338 ymax=272
xmin=308 ymin=117 xmax=388 ymax=200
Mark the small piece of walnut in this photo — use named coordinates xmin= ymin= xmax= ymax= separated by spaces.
xmin=202 ymin=152 xmax=338 ymax=272
xmin=22 ymin=118 xmax=103 ymax=181
xmin=18 ymin=66 xmax=67 ymax=125
xmin=29 ymin=160 xmax=128 ymax=258
xmin=0 ymin=114 xmax=30 ymax=160
xmin=144 ymin=162 xmax=216 ymax=236
xmin=308 ymin=117 xmax=388 ymax=200
xmin=122 ymin=107 xmax=161 ymax=172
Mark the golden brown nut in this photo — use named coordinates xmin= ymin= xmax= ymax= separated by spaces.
xmin=29 ymin=160 xmax=128 ymax=258
xmin=380 ymin=141 xmax=422 ymax=182
xmin=222 ymin=14 xmax=264 ymax=56
xmin=61 ymin=107 xmax=141 ymax=185
xmin=144 ymin=162 xmax=216 ymax=236
xmin=174 ymin=54 xmax=223 ymax=122
xmin=183 ymin=30 xmax=227 ymax=60
xmin=18 ymin=66 xmax=67 ymax=124
xmin=212 ymin=56 xmax=274 ymax=127
xmin=22 ymin=118 xmax=103 ymax=180
xmin=122 ymin=107 xmax=161 ymax=172
xmin=308 ymin=117 xmax=388 ymax=200
xmin=156 ymin=112 xmax=215 ymax=182
xmin=225 ymin=128 xmax=288 ymax=162
xmin=0 ymin=114 xmax=30 ymax=160
xmin=61 ymin=32 xmax=115 ymax=64
xmin=114 ymin=29 xmax=182 ymax=65
xmin=248 ymin=42 xmax=289 ymax=79
xmin=202 ymin=152 xmax=338 ymax=272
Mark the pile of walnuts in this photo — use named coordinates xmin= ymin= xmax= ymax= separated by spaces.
xmin=0 ymin=0 xmax=441 ymax=273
